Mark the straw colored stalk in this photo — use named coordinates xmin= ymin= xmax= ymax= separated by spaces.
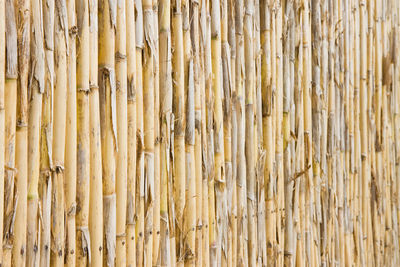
xmin=99 ymin=0 xmax=117 ymax=264
xmin=89 ymin=0 xmax=104 ymax=264
xmin=50 ymin=0 xmax=68 ymax=265
xmin=221 ymin=0 xmax=233 ymax=264
xmin=0 ymin=0 xmax=5 ymax=265
xmin=182 ymin=0 xmax=195 ymax=266
xmin=204 ymin=0 xmax=217 ymax=265
xmin=126 ymin=0 xmax=136 ymax=264
xmin=12 ymin=0 xmax=30 ymax=263
xmin=116 ymin=0 xmax=128 ymax=264
xmin=159 ymin=0 xmax=172 ymax=265
xmin=283 ymin=1 xmax=295 ymax=266
xmin=190 ymin=1 xmax=203 ymax=266
xmin=152 ymin=0 xmax=161 ymax=263
xmin=235 ymin=0 xmax=247 ymax=264
xmin=26 ymin=0 xmax=45 ymax=264
xmin=135 ymin=0 xmax=145 ymax=264
xmin=311 ymin=0 xmax=322 ymax=265
xmin=227 ymin=0 xmax=237 ymax=265
xmin=172 ymin=0 xmax=186 ymax=264
xmin=142 ymin=0 xmax=155 ymax=266
xmin=76 ymin=0 xmax=90 ymax=264
xmin=39 ymin=0 xmax=54 ymax=263
xmin=199 ymin=1 xmax=210 ymax=265
xmin=244 ymin=0 xmax=256 ymax=265
xmin=3 ymin=0 xmax=18 ymax=265
xmin=65 ymin=0 xmax=77 ymax=264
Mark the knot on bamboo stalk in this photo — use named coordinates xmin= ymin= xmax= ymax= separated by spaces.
xmin=52 ymin=164 xmax=64 ymax=174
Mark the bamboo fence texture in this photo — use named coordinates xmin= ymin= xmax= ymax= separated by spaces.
xmin=0 ymin=0 xmax=400 ymax=266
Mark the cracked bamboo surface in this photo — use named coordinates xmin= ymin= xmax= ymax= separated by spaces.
xmin=1 ymin=0 xmax=400 ymax=266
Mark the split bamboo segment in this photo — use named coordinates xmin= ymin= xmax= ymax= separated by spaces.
xmin=2 ymin=0 xmax=400 ymax=266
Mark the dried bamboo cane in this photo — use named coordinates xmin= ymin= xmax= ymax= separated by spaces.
xmin=0 ymin=0 xmax=5 ymax=265
xmin=152 ymin=0 xmax=161 ymax=263
xmin=76 ymin=0 xmax=90 ymax=264
xmin=172 ymin=0 xmax=186 ymax=264
xmin=26 ymin=0 xmax=45 ymax=264
xmin=65 ymin=0 xmax=77 ymax=264
xmin=244 ymin=0 xmax=256 ymax=265
xmin=126 ymin=0 xmax=136 ymax=264
xmin=3 ymin=0 xmax=18 ymax=264
xmin=235 ymin=0 xmax=247 ymax=264
xmin=12 ymin=0 xmax=30 ymax=263
xmin=39 ymin=0 xmax=54 ymax=263
xmin=183 ymin=0 xmax=196 ymax=264
xmin=190 ymin=1 xmax=203 ymax=266
xmin=227 ymin=0 xmax=237 ymax=264
xmin=159 ymin=0 xmax=172 ymax=265
xmin=116 ymin=0 xmax=128 ymax=264
xmin=199 ymin=2 xmax=210 ymax=265
xmin=50 ymin=1 xmax=68 ymax=265
xmin=135 ymin=0 xmax=145 ymax=264
xmin=89 ymin=0 xmax=103 ymax=265
xmin=142 ymin=0 xmax=155 ymax=265
xmin=98 ymin=0 xmax=117 ymax=264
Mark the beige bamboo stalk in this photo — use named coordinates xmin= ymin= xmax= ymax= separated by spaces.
xmin=311 ymin=0 xmax=322 ymax=265
xmin=76 ymin=0 xmax=90 ymax=264
xmin=210 ymin=0 xmax=226 ymax=264
xmin=182 ymin=0 xmax=196 ymax=265
xmin=266 ymin=1 xmax=276 ymax=263
xmin=89 ymin=0 xmax=103 ymax=265
xmin=244 ymin=0 xmax=256 ymax=265
xmin=65 ymin=0 xmax=77 ymax=265
xmin=221 ymin=0 xmax=232 ymax=264
xmin=135 ymin=0 xmax=145 ymax=263
xmin=51 ymin=0 xmax=68 ymax=265
xmin=227 ymin=1 xmax=237 ymax=265
xmin=142 ymin=0 xmax=155 ymax=265
xmin=3 ymin=0 xmax=18 ymax=264
xmin=283 ymin=2 xmax=294 ymax=266
xmin=235 ymin=0 xmax=247 ymax=264
xmin=184 ymin=59 xmax=196 ymax=267
xmin=200 ymin=1 xmax=210 ymax=265
xmin=172 ymin=0 xmax=186 ymax=264
xmin=26 ymin=0 xmax=45 ymax=264
xmin=126 ymin=0 xmax=136 ymax=265
xmin=159 ymin=0 xmax=172 ymax=265
xmin=39 ymin=0 xmax=54 ymax=263
xmin=360 ymin=0 xmax=369 ymax=263
xmin=152 ymin=0 xmax=161 ymax=263
xmin=191 ymin=1 xmax=203 ymax=265
xmin=0 ymin=0 xmax=5 ymax=265
xmin=12 ymin=0 xmax=30 ymax=263
xmin=116 ymin=0 xmax=128 ymax=264
xmin=98 ymin=0 xmax=117 ymax=264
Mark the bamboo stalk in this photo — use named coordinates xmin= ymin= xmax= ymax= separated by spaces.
xmin=172 ymin=0 xmax=186 ymax=264
xmin=89 ymin=0 xmax=103 ymax=265
xmin=3 ymin=0 xmax=18 ymax=264
xmin=126 ymin=0 xmax=136 ymax=265
xmin=39 ymin=0 xmax=54 ymax=263
xmin=75 ymin=0 xmax=90 ymax=264
xmin=65 ymin=0 xmax=77 ymax=264
xmin=50 ymin=0 xmax=68 ymax=265
xmin=135 ymin=0 xmax=145 ymax=264
xmin=26 ymin=0 xmax=45 ymax=264
xmin=142 ymin=0 xmax=155 ymax=265
xmin=159 ymin=0 xmax=172 ymax=265
xmin=116 ymin=0 xmax=128 ymax=264
xmin=98 ymin=0 xmax=117 ymax=265
xmin=12 ymin=0 xmax=30 ymax=263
